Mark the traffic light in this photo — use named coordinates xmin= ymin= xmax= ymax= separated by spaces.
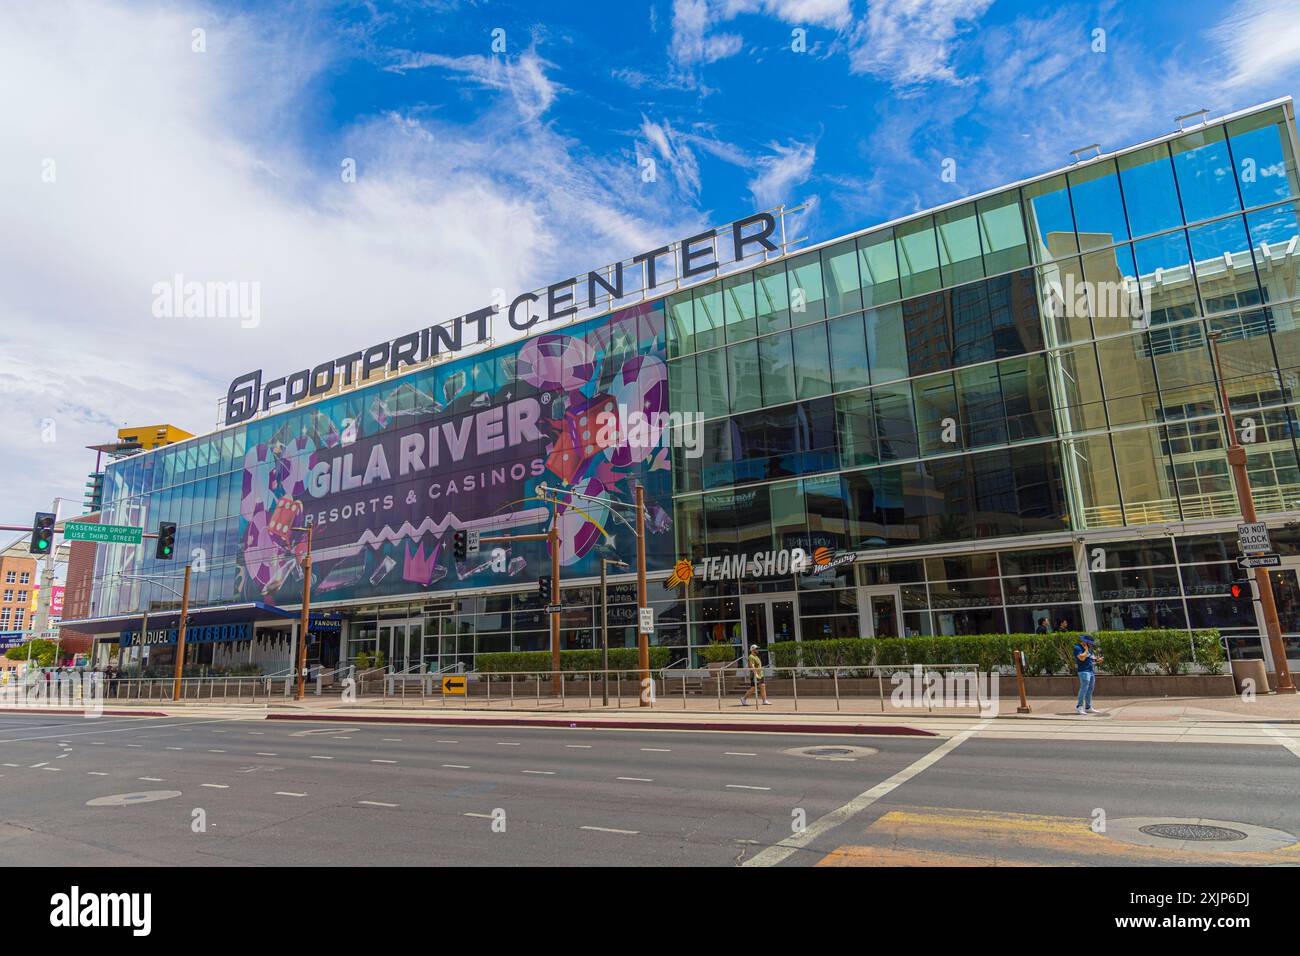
xmin=29 ymin=512 xmax=54 ymax=555
xmin=156 ymin=521 xmax=177 ymax=560
xmin=538 ymin=575 xmax=552 ymax=604
xmin=453 ymin=530 xmax=468 ymax=561
xmin=1230 ymin=577 xmax=1250 ymax=600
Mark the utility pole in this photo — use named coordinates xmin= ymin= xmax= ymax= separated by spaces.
xmin=549 ymin=521 xmax=561 ymax=696
xmin=171 ymin=564 xmax=192 ymax=701
xmin=600 ymin=558 xmax=628 ymax=706
xmin=1209 ymin=331 xmax=1296 ymax=693
xmin=635 ymin=483 xmax=650 ymax=707
xmin=295 ymin=524 xmax=314 ymax=701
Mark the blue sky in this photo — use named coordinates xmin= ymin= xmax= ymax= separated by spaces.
xmin=2 ymin=0 xmax=1300 ymax=523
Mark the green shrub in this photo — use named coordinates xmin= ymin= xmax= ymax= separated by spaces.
xmin=698 ymin=643 xmax=742 ymax=664
xmin=764 ymin=629 xmax=1221 ymax=675
xmin=475 ymin=647 xmax=673 ymax=674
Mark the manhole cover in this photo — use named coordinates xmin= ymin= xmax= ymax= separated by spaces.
xmin=783 ymin=744 xmax=878 ymax=760
xmin=86 ymin=790 xmax=183 ymax=807
xmin=1139 ymin=823 xmax=1247 ymax=842
xmin=1104 ymin=817 xmax=1297 ymax=854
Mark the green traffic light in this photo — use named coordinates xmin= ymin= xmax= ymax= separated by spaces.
xmin=37 ymin=540 xmax=48 ymax=550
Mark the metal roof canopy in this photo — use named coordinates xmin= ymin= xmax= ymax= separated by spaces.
xmin=60 ymin=601 xmax=298 ymax=636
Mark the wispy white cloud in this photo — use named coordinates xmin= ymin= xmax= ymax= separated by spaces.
xmin=670 ymin=0 xmax=745 ymax=74
xmin=385 ymin=47 xmax=562 ymax=123
xmin=1209 ymin=0 xmax=1300 ymax=89
xmin=748 ymin=139 xmax=817 ymax=209
xmin=848 ymin=0 xmax=994 ymax=87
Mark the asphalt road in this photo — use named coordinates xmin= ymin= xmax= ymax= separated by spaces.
xmin=0 ymin=713 xmax=1296 ymax=866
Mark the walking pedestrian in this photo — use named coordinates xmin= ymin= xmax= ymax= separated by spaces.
xmin=1073 ymin=634 xmax=1103 ymax=715
xmin=740 ymin=644 xmax=770 ymax=706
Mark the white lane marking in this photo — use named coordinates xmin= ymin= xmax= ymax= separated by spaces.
xmin=55 ymin=754 xmax=69 ymax=759
xmin=566 ymin=744 xmax=592 ymax=749
xmin=208 ymin=750 xmax=226 ymax=754
xmin=383 ymin=738 xmax=403 ymax=742
xmin=126 ymin=744 xmax=143 ymax=748
xmin=87 ymin=771 xmax=109 ymax=776
xmin=1263 ymin=726 xmax=1300 ymax=758
xmin=724 ymin=752 xmax=757 ymax=756
xmin=275 ymin=791 xmax=306 ymax=797
xmin=0 ymin=716 xmax=256 ymax=744
xmin=256 ymin=753 xmax=278 ymax=757
xmin=92 ymin=742 xmax=105 ymax=745
xmin=58 ymin=741 xmax=71 ymax=745
xmin=29 ymin=762 xmax=48 ymax=768
xmin=496 ymin=742 xmax=520 ymax=746
xmin=166 ymin=747 xmax=183 ymax=751
xmin=201 ymin=784 xmax=229 ymax=789
xmin=463 ymin=812 xmax=493 ymax=819
xmin=42 ymin=766 xmax=61 ymax=772
xmin=2 ymin=763 xmax=19 ymax=767
xmin=358 ymin=800 xmax=398 ymax=808
xmin=371 ymin=759 xmax=398 ymax=764
xmin=521 ymin=770 xmax=556 ymax=775
xmin=726 ymin=784 xmax=770 ymax=791
xmin=743 ymin=720 xmax=990 ymax=868
xmin=580 ymin=825 xmax=639 ymax=835
xmin=248 ymin=731 xmax=265 ymax=735
xmin=138 ymin=777 xmax=164 ymax=782
xmin=442 ymin=764 xmax=471 ymax=769
xmin=331 ymin=736 xmax=353 ymax=740
xmin=309 ymin=755 xmax=333 ymax=760
xmin=211 ymin=730 xmax=227 ymax=734
xmin=436 ymin=739 xmax=458 ymax=744
xmin=641 ymin=747 xmax=671 ymax=752
xmin=617 ymin=776 xmax=653 ymax=782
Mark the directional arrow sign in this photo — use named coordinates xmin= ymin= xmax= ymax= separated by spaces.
xmin=1236 ymin=553 xmax=1281 ymax=569
xmin=441 ymin=675 xmax=467 ymax=696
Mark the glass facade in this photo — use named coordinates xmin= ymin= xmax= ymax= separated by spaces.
xmin=87 ymin=100 xmax=1300 ymax=670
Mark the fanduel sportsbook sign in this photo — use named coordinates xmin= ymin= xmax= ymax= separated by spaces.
xmin=224 ymin=212 xmax=781 ymax=426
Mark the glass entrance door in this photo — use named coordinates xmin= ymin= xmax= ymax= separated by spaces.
xmin=1267 ymin=561 xmax=1300 ymax=664
xmin=858 ymin=586 xmax=902 ymax=637
xmin=741 ymin=595 xmax=799 ymax=657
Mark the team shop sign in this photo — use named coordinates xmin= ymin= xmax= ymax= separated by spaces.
xmin=695 ymin=549 xmax=813 ymax=582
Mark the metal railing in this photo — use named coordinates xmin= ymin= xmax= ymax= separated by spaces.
xmin=353 ymin=663 xmax=987 ymax=713
xmin=314 ymin=663 xmax=355 ymax=696
xmin=96 ymin=675 xmax=275 ymax=703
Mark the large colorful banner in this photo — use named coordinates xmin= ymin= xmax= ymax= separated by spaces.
xmin=236 ymin=302 xmax=674 ymax=605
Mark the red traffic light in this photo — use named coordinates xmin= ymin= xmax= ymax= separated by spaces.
xmin=1230 ymin=583 xmax=1245 ymax=599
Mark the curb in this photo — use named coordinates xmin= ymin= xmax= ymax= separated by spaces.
xmin=265 ymin=712 xmax=939 ymax=736
xmin=0 ymin=707 xmax=169 ymax=718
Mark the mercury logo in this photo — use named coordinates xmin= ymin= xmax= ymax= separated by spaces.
xmin=49 ymin=886 xmax=151 ymax=936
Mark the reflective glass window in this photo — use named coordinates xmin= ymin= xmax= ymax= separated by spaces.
xmin=792 ymin=323 xmax=832 ymax=399
xmin=786 ymin=251 xmax=827 ymax=327
xmin=1226 ymin=107 xmax=1300 ymax=207
xmin=1037 ymin=257 xmax=1092 ymax=345
xmin=1188 ymin=216 xmax=1262 ymax=315
xmin=828 ymin=312 xmax=871 ymax=391
xmin=902 ymin=292 xmax=951 ymax=375
xmin=1048 ymin=343 xmax=1108 ymax=434
xmin=1112 ymin=425 xmax=1181 ymax=524
xmin=1097 ymin=332 xmax=1159 ymax=426
xmin=755 ymin=263 xmax=790 ymax=334
xmin=726 ymin=341 xmax=761 ymax=413
xmin=667 ymin=292 xmax=693 ymax=357
xmin=873 ymin=383 xmax=919 ymax=461
xmin=1133 ymin=230 xmax=1199 ymax=326
xmin=759 ymin=331 xmax=795 ymax=406
xmin=821 ymin=240 xmax=863 ymax=318
xmin=913 ymin=372 xmax=960 ymax=456
xmin=999 ymin=354 xmax=1054 ymax=442
xmin=1024 ymin=174 xmax=1077 ymax=262
xmin=692 ymin=283 xmax=724 ymax=352
xmin=1068 ymin=159 xmax=1129 ymax=248
xmin=668 ymin=356 xmax=698 ymax=415
xmin=1082 ymin=243 xmax=1144 ymax=337
xmin=835 ymin=392 xmax=877 ymax=468
xmin=936 ymin=202 xmax=985 ymax=286
xmin=864 ymin=303 xmax=908 ymax=383
xmin=1118 ymin=143 xmax=1182 ymax=238
xmin=695 ymin=348 xmax=729 ymax=418
xmin=722 ymin=271 xmax=758 ymax=343
xmin=978 ymin=191 xmax=1031 ymax=275
xmin=858 ymin=229 xmax=901 ymax=306
xmin=956 ymin=363 xmax=1006 ymax=447
xmin=896 ymin=216 xmax=941 ymax=298
xmin=1170 ymin=124 xmax=1241 ymax=224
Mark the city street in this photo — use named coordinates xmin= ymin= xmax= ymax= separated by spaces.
xmin=2 ymin=713 xmax=1297 ymax=867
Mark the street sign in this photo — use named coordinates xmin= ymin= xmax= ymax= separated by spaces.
xmin=441 ymin=675 xmax=467 ymax=696
xmin=1236 ymin=522 xmax=1271 ymax=554
xmin=544 ymin=604 xmax=562 ymax=614
xmin=1236 ymin=553 xmax=1282 ymax=569
xmin=466 ymin=529 xmax=481 ymax=557
xmin=62 ymin=522 xmax=143 ymax=545
xmin=639 ymin=607 xmax=655 ymax=634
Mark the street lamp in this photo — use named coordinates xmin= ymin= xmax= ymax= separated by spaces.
xmin=599 ymin=558 xmax=628 ymax=706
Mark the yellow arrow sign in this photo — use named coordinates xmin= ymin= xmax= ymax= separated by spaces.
xmin=441 ymin=675 xmax=467 ymax=696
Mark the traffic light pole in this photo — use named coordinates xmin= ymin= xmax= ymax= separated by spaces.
xmin=635 ymin=484 xmax=649 ymax=707
xmin=294 ymin=524 xmax=314 ymax=701
xmin=1209 ymin=332 xmax=1295 ymax=693
xmin=478 ymin=516 xmax=563 ymax=697
xmin=171 ymin=564 xmax=192 ymax=701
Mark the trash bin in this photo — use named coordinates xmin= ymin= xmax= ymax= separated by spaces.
xmin=1230 ymin=658 xmax=1268 ymax=695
